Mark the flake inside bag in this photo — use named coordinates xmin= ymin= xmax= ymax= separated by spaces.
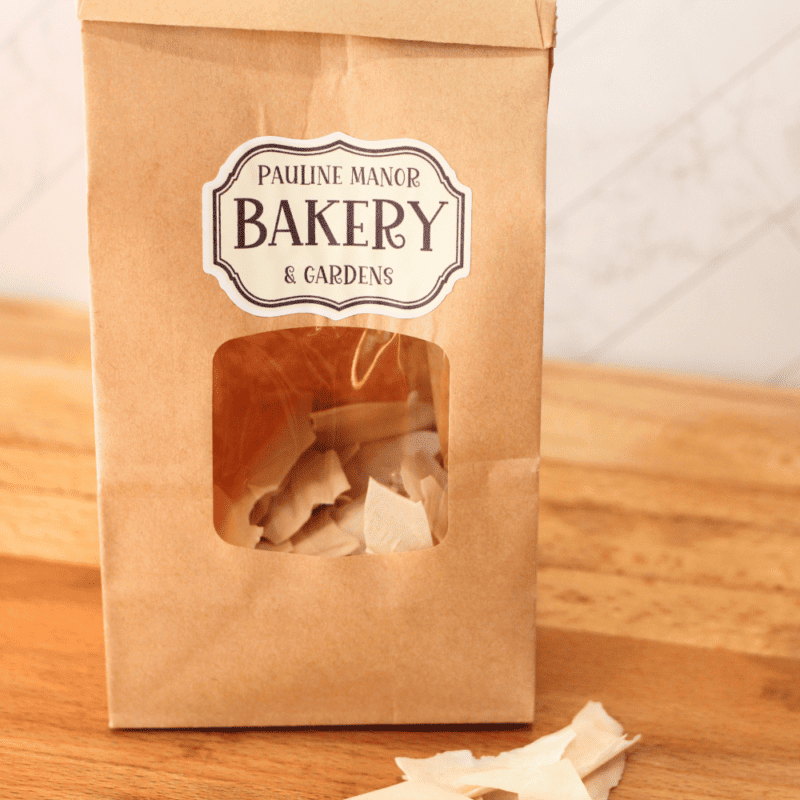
xmin=260 ymin=449 xmax=350 ymax=544
xmin=213 ymin=391 xmax=316 ymax=548
xmin=213 ymin=328 xmax=450 ymax=556
xmin=290 ymin=508 xmax=361 ymax=557
xmin=364 ymin=478 xmax=433 ymax=554
xmin=311 ymin=393 xmax=436 ymax=450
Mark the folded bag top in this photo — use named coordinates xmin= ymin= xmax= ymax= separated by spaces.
xmin=79 ymin=0 xmax=556 ymax=49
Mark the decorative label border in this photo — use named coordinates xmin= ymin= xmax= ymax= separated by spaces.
xmin=202 ymin=133 xmax=472 ymax=320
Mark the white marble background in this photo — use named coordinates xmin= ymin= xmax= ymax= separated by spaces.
xmin=1 ymin=1 xmax=799 ymax=386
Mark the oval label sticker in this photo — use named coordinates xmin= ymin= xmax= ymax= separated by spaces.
xmin=203 ymin=133 xmax=471 ymax=319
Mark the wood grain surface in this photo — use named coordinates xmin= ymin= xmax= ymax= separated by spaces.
xmin=2 ymin=297 xmax=800 ymax=798
xmin=3 ymin=555 xmax=800 ymax=800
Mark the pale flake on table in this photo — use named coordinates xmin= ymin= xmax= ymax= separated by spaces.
xmin=488 ymin=723 xmax=576 ymax=770
xmin=517 ymin=759 xmax=593 ymax=800
xmin=562 ymin=702 xmax=641 ymax=778
xmin=395 ymin=749 xmax=477 ymax=783
xmin=345 ymin=780 xmax=471 ymax=799
xmin=450 ymin=726 xmax=577 ymax=792
xmin=571 ymin=702 xmax=624 ymax=738
xmin=398 ymin=726 xmax=576 ymax=794
xmin=582 ymin=753 xmax=627 ymax=800
xmin=394 ymin=702 xmax=638 ymax=800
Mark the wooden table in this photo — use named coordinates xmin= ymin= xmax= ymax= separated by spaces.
xmin=2 ymin=297 xmax=799 ymax=798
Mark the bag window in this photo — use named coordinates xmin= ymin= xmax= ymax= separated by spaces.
xmin=212 ymin=327 xmax=449 ymax=555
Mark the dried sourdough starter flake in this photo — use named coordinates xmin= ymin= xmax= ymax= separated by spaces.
xmin=332 ymin=496 xmax=367 ymax=550
xmin=364 ymin=478 xmax=433 ymax=554
xmin=260 ymin=449 xmax=350 ymax=544
xmin=214 ymin=395 xmax=317 ymax=548
xmin=245 ymin=395 xmax=317 ymax=501
xmin=311 ymin=393 xmax=435 ymax=449
xmin=290 ymin=508 xmax=361 ymax=557
xmin=516 ymin=760 xmax=592 ymax=800
xmin=346 ymin=703 xmax=638 ymax=800
xmin=345 ymin=431 xmax=441 ymax=497
xmin=219 ymin=390 xmax=447 ymax=556
xmin=214 ymin=484 xmax=264 ymax=549
xmin=581 ymin=754 xmax=627 ymax=800
xmin=562 ymin=701 xmax=640 ymax=778
xmin=349 ymin=782 xmax=469 ymax=799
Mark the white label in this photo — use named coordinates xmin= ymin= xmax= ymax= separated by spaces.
xmin=203 ymin=133 xmax=471 ymax=319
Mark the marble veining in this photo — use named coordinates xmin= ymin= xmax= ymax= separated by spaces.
xmin=545 ymin=0 xmax=800 ymax=386
xmin=0 ymin=0 xmax=84 ymax=227
xmin=599 ymin=225 xmax=800 ymax=384
xmin=545 ymin=102 xmax=784 ymax=358
xmin=547 ymin=1 xmax=800 ymax=222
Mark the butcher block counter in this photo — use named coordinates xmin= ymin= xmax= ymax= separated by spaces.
xmin=1 ymin=297 xmax=799 ymax=798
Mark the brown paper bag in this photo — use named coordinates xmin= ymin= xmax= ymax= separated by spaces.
xmin=79 ymin=0 xmax=555 ymax=728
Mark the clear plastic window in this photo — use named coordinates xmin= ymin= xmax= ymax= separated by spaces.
xmin=212 ymin=328 xmax=449 ymax=556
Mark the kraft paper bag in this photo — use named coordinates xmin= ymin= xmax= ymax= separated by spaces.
xmin=79 ymin=0 xmax=555 ymax=728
